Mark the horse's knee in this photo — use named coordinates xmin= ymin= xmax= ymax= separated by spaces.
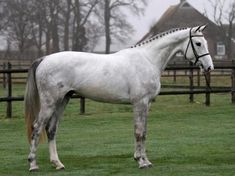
xmin=31 ymin=122 xmax=42 ymax=141
xmin=135 ymin=132 xmax=146 ymax=141
xmin=134 ymin=123 xmax=146 ymax=140
xmin=28 ymin=153 xmax=36 ymax=162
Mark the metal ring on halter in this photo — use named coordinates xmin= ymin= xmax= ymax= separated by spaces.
xmin=184 ymin=28 xmax=210 ymax=66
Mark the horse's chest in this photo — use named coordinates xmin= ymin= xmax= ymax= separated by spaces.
xmin=147 ymin=78 xmax=161 ymax=97
xmin=131 ymin=75 xmax=160 ymax=99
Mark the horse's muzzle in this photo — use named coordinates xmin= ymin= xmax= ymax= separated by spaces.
xmin=207 ymin=66 xmax=212 ymax=72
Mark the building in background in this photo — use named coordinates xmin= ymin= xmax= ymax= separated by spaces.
xmin=139 ymin=0 xmax=235 ymax=60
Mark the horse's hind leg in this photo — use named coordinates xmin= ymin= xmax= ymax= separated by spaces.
xmin=28 ymin=101 xmax=56 ymax=171
xmin=45 ymin=94 xmax=70 ymax=170
xmin=46 ymin=115 xmax=64 ymax=170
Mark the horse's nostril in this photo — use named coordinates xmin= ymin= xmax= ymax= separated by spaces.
xmin=207 ymin=66 xmax=211 ymax=72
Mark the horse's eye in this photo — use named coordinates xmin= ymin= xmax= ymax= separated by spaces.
xmin=196 ymin=42 xmax=201 ymax=47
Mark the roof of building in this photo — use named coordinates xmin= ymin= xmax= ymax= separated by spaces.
xmin=139 ymin=0 xmax=221 ymax=43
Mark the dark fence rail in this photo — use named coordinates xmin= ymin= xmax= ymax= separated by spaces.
xmin=1 ymin=62 xmax=235 ymax=118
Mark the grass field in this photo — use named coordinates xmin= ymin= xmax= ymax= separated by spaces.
xmin=0 ymin=86 xmax=235 ymax=176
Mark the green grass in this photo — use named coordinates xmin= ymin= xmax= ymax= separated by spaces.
xmin=0 ymin=92 xmax=235 ymax=176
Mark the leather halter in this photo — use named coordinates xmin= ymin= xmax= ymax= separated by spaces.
xmin=184 ymin=28 xmax=210 ymax=65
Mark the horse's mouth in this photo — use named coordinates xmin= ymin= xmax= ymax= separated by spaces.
xmin=198 ymin=62 xmax=212 ymax=73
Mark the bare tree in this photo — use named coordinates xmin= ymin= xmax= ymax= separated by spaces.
xmin=0 ymin=0 xmax=6 ymax=33
xmin=99 ymin=0 xmax=148 ymax=53
xmin=86 ymin=20 xmax=103 ymax=51
xmin=3 ymin=0 xmax=33 ymax=56
xmin=28 ymin=0 xmax=57 ymax=55
xmin=1 ymin=0 xmax=113 ymax=58
xmin=72 ymin=0 xmax=99 ymax=51
xmin=48 ymin=0 xmax=60 ymax=53
xmin=206 ymin=0 xmax=235 ymax=58
xmin=226 ymin=1 xmax=235 ymax=58
xmin=29 ymin=0 xmax=47 ymax=57
xmin=62 ymin=0 xmax=72 ymax=51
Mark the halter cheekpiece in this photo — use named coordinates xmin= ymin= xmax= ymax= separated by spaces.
xmin=184 ymin=28 xmax=210 ymax=65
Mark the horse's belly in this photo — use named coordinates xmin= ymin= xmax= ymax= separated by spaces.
xmin=75 ymin=82 xmax=131 ymax=104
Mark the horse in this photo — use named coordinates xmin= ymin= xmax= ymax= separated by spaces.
xmin=25 ymin=25 xmax=214 ymax=171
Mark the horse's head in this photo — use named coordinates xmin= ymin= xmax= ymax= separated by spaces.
xmin=184 ymin=25 xmax=214 ymax=73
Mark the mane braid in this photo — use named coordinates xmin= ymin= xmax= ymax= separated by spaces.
xmin=131 ymin=27 xmax=188 ymax=48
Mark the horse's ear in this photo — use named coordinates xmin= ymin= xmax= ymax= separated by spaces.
xmin=194 ymin=25 xmax=202 ymax=32
xmin=193 ymin=24 xmax=208 ymax=33
xmin=199 ymin=24 xmax=208 ymax=32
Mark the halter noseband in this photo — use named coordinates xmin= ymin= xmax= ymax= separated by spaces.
xmin=184 ymin=28 xmax=210 ymax=65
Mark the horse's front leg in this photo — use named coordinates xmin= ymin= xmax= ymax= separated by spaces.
xmin=133 ymin=99 xmax=152 ymax=168
xmin=45 ymin=96 xmax=70 ymax=170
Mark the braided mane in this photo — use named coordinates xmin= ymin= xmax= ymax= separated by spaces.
xmin=131 ymin=27 xmax=189 ymax=48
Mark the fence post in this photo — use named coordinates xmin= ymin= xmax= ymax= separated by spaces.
xmin=6 ymin=62 xmax=12 ymax=118
xmin=205 ymin=72 xmax=211 ymax=106
xmin=3 ymin=63 xmax=6 ymax=88
xmin=189 ymin=63 xmax=194 ymax=103
xmin=231 ymin=67 xmax=235 ymax=104
xmin=197 ymin=69 xmax=200 ymax=87
xmin=80 ymin=97 xmax=85 ymax=114
xmin=173 ymin=62 xmax=176 ymax=83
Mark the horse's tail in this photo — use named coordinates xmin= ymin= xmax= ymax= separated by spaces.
xmin=24 ymin=58 xmax=47 ymax=143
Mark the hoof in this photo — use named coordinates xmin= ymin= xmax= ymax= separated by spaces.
xmin=51 ymin=160 xmax=65 ymax=170
xmin=139 ymin=163 xmax=153 ymax=169
xmin=56 ymin=165 xmax=65 ymax=170
xmin=29 ymin=165 xmax=39 ymax=172
xmin=135 ymin=157 xmax=153 ymax=169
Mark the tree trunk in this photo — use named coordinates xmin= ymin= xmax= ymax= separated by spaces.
xmin=72 ymin=0 xmax=81 ymax=51
xmin=227 ymin=22 xmax=233 ymax=59
xmin=37 ymin=22 xmax=43 ymax=57
xmin=50 ymin=0 xmax=60 ymax=53
xmin=64 ymin=0 xmax=71 ymax=51
xmin=104 ymin=0 xmax=111 ymax=54
xmin=51 ymin=18 xmax=60 ymax=53
xmin=46 ymin=25 xmax=51 ymax=55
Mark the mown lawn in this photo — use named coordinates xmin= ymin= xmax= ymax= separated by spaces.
xmin=0 ymin=91 xmax=235 ymax=176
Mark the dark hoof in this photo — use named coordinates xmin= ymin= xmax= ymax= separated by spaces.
xmin=56 ymin=166 xmax=65 ymax=170
xmin=139 ymin=163 xmax=153 ymax=169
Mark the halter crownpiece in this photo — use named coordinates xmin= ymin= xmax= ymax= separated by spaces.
xmin=184 ymin=26 xmax=210 ymax=65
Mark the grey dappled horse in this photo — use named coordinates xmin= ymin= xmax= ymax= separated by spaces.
xmin=25 ymin=25 xmax=214 ymax=171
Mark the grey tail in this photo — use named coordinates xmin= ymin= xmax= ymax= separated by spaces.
xmin=24 ymin=58 xmax=46 ymax=143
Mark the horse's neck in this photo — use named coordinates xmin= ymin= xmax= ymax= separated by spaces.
xmin=143 ymin=30 xmax=189 ymax=73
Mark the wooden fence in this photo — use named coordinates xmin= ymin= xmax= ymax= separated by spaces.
xmin=1 ymin=62 xmax=235 ymax=118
